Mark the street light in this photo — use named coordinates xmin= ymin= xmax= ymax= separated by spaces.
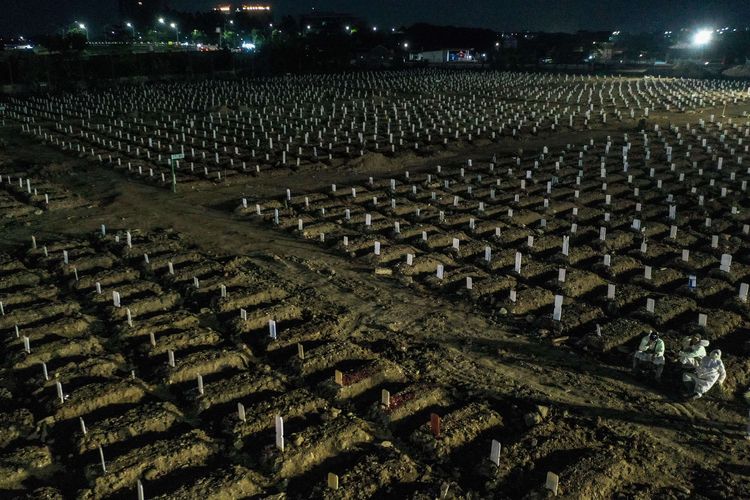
xmin=158 ymin=17 xmax=165 ymax=24
xmin=169 ymin=22 xmax=179 ymax=43
xmin=126 ymin=22 xmax=135 ymax=39
xmin=692 ymin=29 xmax=713 ymax=46
xmin=77 ymin=22 xmax=88 ymax=41
xmin=692 ymin=28 xmax=713 ymax=63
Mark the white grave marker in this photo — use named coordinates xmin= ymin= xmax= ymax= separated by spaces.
xmin=98 ymin=446 xmax=107 ymax=473
xmin=269 ymin=320 xmax=277 ymax=339
xmin=545 ymin=472 xmax=559 ymax=496
xmin=490 ymin=439 xmax=501 ymax=467
xmin=552 ymin=295 xmax=563 ymax=321
xmin=720 ymin=254 xmax=732 ymax=273
xmin=275 ymin=415 xmax=284 ymax=451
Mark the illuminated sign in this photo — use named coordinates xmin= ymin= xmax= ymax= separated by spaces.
xmin=215 ymin=4 xmax=271 ymax=12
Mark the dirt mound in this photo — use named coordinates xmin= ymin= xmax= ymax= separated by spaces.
xmin=723 ymin=64 xmax=750 ymax=78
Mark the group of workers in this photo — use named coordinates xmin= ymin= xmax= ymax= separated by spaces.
xmin=632 ymin=330 xmax=726 ymax=399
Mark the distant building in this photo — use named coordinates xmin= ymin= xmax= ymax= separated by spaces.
xmin=239 ymin=4 xmax=272 ymax=14
xmin=415 ymin=49 xmax=477 ymax=64
xmin=237 ymin=4 xmax=273 ymax=25
xmin=213 ymin=4 xmax=273 ymax=25
xmin=214 ymin=4 xmax=272 ymax=14
xmin=119 ymin=0 xmax=168 ymax=25
xmin=592 ymin=41 xmax=615 ymax=62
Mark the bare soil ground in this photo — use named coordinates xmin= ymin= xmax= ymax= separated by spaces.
xmin=1 ymin=95 xmax=750 ymax=499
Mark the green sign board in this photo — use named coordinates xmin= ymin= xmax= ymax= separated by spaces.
xmin=168 ymin=153 xmax=184 ymax=193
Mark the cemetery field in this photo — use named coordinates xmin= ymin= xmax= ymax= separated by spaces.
xmin=1 ymin=71 xmax=750 ymax=498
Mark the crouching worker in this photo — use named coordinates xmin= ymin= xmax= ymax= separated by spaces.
xmin=678 ymin=335 xmax=709 ymax=369
xmin=633 ymin=331 xmax=665 ymax=381
xmin=683 ymin=349 xmax=726 ymax=399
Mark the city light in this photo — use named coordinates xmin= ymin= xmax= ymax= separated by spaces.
xmin=692 ymin=29 xmax=713 ymax=46
xmin=403 ymin=42 xmax=409 ymax=48
xmin=158 ymin=18 xmax=165 ymax=24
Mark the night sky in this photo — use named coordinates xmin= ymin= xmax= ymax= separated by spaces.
xmin=2 ymin=0 xmax=748 ymax=37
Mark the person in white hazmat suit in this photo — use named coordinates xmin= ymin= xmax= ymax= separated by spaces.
xmin=633 ymin=331 xmax=665 ymax=381
xmin=678 ymin=335 xmax=709 ymax=369
xmin=682 ymin=349 xmax=726 ymax=399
